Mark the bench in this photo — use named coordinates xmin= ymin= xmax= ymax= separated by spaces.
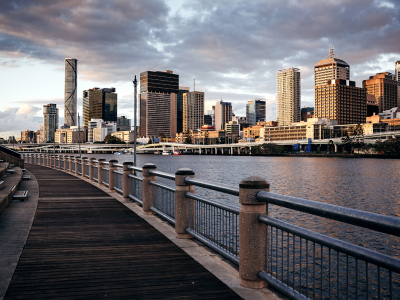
xmin=13 ymin=190 xmax=28 ymax=201
xmin=22 ymin=175 xmax=30 ymax=180
xmin=6 ymin=169 xmax=15 ymax=174
xmin=0 ymin=181 xmax=3 ymax=189
xmin=21 ymin=168 xmax=26 ymax=172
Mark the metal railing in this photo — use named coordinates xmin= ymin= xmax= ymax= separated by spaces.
xmin=71 ymin=161 xmax=75 ymax=172
xmin=148 ymin=170 xmax=176 ymax=224
xmin=85 ymin=163 xmax=89 ymax=178
xmin=78 ymin=162 xmax=82 ymax=175
xmin=93 ymin=163 xmax=98 ymax=182
xmin=56 ymin=159 xmax=59 ymax=168
xmin=102 ymin=167 xmax=109 ymax=187
xmin=113 ymin=170 xmax=123 ymax=194
xmin=66 ymin=159 xmax=69 ymax=171
xmin=60 ymin=159 xmax=64 ymax=170
xmin=128 ymin=166 xmax=143 ymax=204
xmin=256 ymin=192 xmax=400 ymax=300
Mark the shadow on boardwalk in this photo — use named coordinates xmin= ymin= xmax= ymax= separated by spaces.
xmin=4 ymin=164 xmax=242 ymax=299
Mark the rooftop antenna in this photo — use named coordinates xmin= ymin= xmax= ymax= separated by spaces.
xmin=329 ymin=45 xmax=334 ymax=58
xmin=194 ymin=78 xmax=195 ymax=92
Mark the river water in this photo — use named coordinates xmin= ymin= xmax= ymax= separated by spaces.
xmin=83 ymin=153 xmax=400 ymax=298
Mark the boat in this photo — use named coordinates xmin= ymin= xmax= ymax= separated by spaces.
xmin=154 ymin=151 xmax=161 ymax=155
xmin=162 ymin=150 xmax=172 ymax=155
xmin=173 ymin=150 xmax=182 ymax=155
xmin=113 ymin=151 xmax=123 ymax=155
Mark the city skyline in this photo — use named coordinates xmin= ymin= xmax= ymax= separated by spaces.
xmin=0 ymin=0 xmax=399 ymax=137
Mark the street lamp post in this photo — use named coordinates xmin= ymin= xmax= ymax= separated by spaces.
xmin=133 ymin=76 xmax=138 ymax=170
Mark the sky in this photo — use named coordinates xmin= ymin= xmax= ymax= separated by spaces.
xmin=0 ymin=0 xmax=399 ymax=138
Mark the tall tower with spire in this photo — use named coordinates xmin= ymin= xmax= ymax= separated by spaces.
xmin=64 ymin=58 xmax=78 ymax=127
xmin=314 ymin=46 xmax=349 ymax=87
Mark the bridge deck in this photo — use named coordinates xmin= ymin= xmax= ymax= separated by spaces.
xmin=4 ymin=164 xmax=241 ymax=299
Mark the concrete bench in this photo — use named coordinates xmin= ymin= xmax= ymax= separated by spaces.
xmin=22 ymin=175 xmax=30 ymax=180
xmin=21 ymin=168 xmax=26 ymax=172
xmin=6 ymin=169 xmax=15 ymax=174
xmin=0 ymin=181 xmax=3 ymax=189
xmin=13 ymin=190 xmax=28 ymax=201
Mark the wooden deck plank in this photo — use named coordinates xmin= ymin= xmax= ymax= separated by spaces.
xmin=4 ymin=164 xmax=242 ymax=299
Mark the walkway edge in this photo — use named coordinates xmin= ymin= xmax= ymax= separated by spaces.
xmin=60 ymin=168 xmax=284 ymax=300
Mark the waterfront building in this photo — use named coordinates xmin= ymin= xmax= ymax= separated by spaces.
xmin=64 ymin=58 xmax=78 ymax=127
xmin=314 ymin=47 xmax=349 ymax=87
xmin=43 ymin=104 xmax=59 ymax=142
xmin=55 ymin=127 xmax=86 ymax=144
xmin=83 ymin=87 xmax=117 ymax=127
xmin=301 ymin=107 xmax=314 ymax=122
xmin=246 ymin=98 xmax=266 ymax=125
xmin=232 ymin=115 xmax=247 ymax=129
xmin=111 ymin=131 xmax=135 ymax=143
xmin=117 ymin=116 xmax=131 ymax=131
xmin=33 ymin=130 xmax=40 ymax=143
xmin=379 ymin=107 xmax=400 ymax=119
xmin=21 ymin=130 xmax=35 ymax=143
xmin=225 ymin=121 xmax=240 ymax=137
xmin=177 ymin=86 xmax=190 ymax=133
xmin=362 ymin=72 xmax=398 ymax=113
xmin=205 ymin=109 xmax=215 ymax=126
xmin=88 ymin=119 xmax=116 ymax=142
xmin=396 ymin=60 xmax=400 ymax=107
xmin=183 ymin=91 xmax=204 ymax=132
xmin=140 ymin=70 xmax=179 ymax=138
xmin=277 ymin=68 xmax=301 ymax=126
xmin=315 ymin=79 xmax=367 ymax=125
xmin=214 ymin=100 xmax=232 ymax=130
xmin=367 ymin=94 xmax=379 ymax=117
xmin=204 ymin=114 xmax=212 ymax=125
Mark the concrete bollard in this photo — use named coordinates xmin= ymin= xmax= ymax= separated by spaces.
xmin=142 ymin=163 xmax=157 ymax=215
xmin=108 ymin=160 xmax=118 ymax=191
xmin=122 ymin=162 xmax=134 ymax=201
xmin=75 ymin=157 xmax=80 ymax=176
xmin=81 ymin=157 xmax=88 ymax=177
xmin=174 ymin=168 xmax=195 ymax=239
xmin=89 ymin=158 xmax=95 ymax=181
xmin=98 ymin=159 xmax=106 ymax=185
xmin=239 ymin=176 xmax=269 ymax=289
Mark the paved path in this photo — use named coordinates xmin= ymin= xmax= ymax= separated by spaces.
xmin=3 ymin=164 xmax=242 ymax=299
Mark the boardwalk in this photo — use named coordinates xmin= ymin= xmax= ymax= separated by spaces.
xmin=4 ymin=164 xmax=242 ymax=299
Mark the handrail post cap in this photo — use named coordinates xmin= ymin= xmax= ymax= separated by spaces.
xmin=98 ymin=158 xmax=106 ymax=161
xmin=239 ymin=176 xmax=269 ymax=189
xmin=175 ymin=168 xmax=195 ymax=176
xmin=239 ymin=176 xmax=269 ymax=205
xmin=89 ymin=157 xmax=96 ymax=161
xmin=123 ymin=161 xmax=134 ymax=165
xmin=142 ymin=163 xmax=156 ymax=169
xmin=109 ymin=159 xmax=118 ymax=163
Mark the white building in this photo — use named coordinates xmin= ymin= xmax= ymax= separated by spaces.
xmin=90 ymin=119 xmax=117 ymax=142
xmin=379 ymin=107 xmax=400 ymax=119
xmin=277 ymin=68 xmax=301 ymax=126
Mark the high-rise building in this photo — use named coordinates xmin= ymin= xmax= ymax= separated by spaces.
xmin=396 ymin=60 xmax=400 ymax=107
xmin=183 ymin=91 xmax=204 ymax=132
xmin=43 ymin=104 xmax=59 ymax=142
xmin=205 ymin=109 xmax=215 ymax=126
xmin=277 ymin=68 xmax=301 ymax=126
xmin=314 ymin=47 xmax=349 ymax=87
xmin=246 ymin=98 xmax=266 ymax=125
xmin=300 ymin=107 xmax=314 ymax=122
xmin=83 ymin=87 xmax=117 ymax=127
xmin=315 ymin=79 xmax=366 ymax=125
xmin=362 ymin=72 xmax=398 ymax=113
xmin=21 ymin=130 xmax=34 ymax=143
xmin=139 ymin=70 xmax=179 ymax=137
xmin=64 ymin=58 xmax=78 ymax=127
xmin=117 ymin=116 xmax=131 ymax=131
xmin=177 ymin=86 xmax=190 ymax=133
xmin=214 ymin=101 xmax=233 ymax=130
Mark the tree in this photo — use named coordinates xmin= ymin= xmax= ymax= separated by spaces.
xmin=204 ymin=131 xmax=209 ymax=145
xmin=183 ymin=130 xmax=192 ymax=144
xmin=341 ymin=133 xmax=354 ymax=153
xmin=352 ymin=124 xmax=365 ymax=152
xmin=104 ymin=135 xmax=125 ymax=144
xmin=375 ymin=138 xmax=400 ymax=156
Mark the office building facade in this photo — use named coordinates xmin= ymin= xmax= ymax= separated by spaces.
xmin=177 ymin=86 xmax=190 ymax=133
xmin=315 ymin=79 xmax=366 ymax=125
xmin=246 ymin=98 xmax=266 ymax=125
xmin=396 ymin=60 xmax=400 ymax=107
xmin=21 ymin=130 xmax=35 ymax=143
xmin=139 ymin=70 xmax=179 ymax=137
xmin=314 ymin=47 xmax=349 ymax=88
xmin=214 ymin=101 xmax=232 ymax=130
xmin=117 ymin=116 xmax=131 ymax=131
xmin=83 ymin=87 xmax=117 ymax=127
xmin=277 ymin=68 xmax=301 ymax=126
xmin=362 ymin=72 xmax=398 ymax=113
xmin=64 ymin=58 xmax=78 ymax=127
xmin=183 ymin=91 xmax=204 ymax=132
xmin=43 ymin=103 xmax=59 ymax=142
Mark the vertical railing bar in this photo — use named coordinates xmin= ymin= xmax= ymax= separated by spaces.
xmin=281 ymin=230 xmax=284 ymax=282
xmin=329 ymin=248 xmax=331 ymax=299
xmin=293 ymin=234 xmax=295 ymax=290
xmin=300 ymin=237 xmax=302 ymax=294
xmin=337 ymin=251 xmax=339 ymax=300
xmin=356 ymin=258 xmax=358 ymax=300
xmin=378 ymin=266 xmax=380 ymax=300
xmin=346 ymin=254 xmax=349 ymax=299
xmin=276 ymin=227 xmax=278 ymax=279
xmin=313 ymin=242 xmax=315 ymax=300
xmin=306 ymin=239 xmax=309 ymax=298
xmin=287 ymin=232 xmax=289 ymax=285
xmin=366 ymin=261 xmax=368 ymax=300
xmin=320 ymin=244 xmax=323 ymax=300
xmin=389 ymin=270 xmax=391 ymax=300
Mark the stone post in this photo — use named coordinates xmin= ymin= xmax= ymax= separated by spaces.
xmin=142 ymin=163 xmax=157 ymax=215
xmin=81 ymin=157 xmax=88 ymax=177
xmin=108 ymin=160 xmax=118 ymax=191
xmin=175 ymin=168 xmax=195 ymax=239
xmin=89 ymin=158 xmax=95 ymax=181
xmin=122 ymin=162 xmax=134 ymax=201
xmin=98 ymin=159 xmax=106 ymax=185
xmin=75 ymin=157 xmax=80 ymax=176
xmin=239 ymin=176 xmax=269 ymax=289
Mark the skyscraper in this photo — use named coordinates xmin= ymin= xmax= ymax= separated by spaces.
xmin=177 ymin=86 xmax=190 ymax=133
xmin=139 ymin=70 xmax=179 ymax=137
xmin=276 ymin=68 xmax=300 ymax=126
xmin=82 ymin=87 xmax=117 ymax=127
xmin=396 ymin=60 xmax=400 ymax=107
xmin=314 ymin=47 xmax=349 ymax=87
xmin=362 ymin=72 xmax=397 ymax=113
xmin=64 ymin=58 xmax=78 ymax=127
xmin=43 ymin=104 xmax=59 ymax=142
xmin=246 ymin=98 xmax=266 ymax=125
xmin=214 ymin=101 xmax=232 ymax=130
xmin=183 ymin=91 xmax=204 ymax=132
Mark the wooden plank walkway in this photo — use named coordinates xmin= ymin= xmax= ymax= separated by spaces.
xmin=4 ymin=164 xmax=242 ymax=299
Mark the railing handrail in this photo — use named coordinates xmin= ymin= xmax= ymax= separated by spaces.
xmin=113 ymin=170 xmax=123 ymax=175
xmin=149 ymin=170 xmax=175 ymax=180
xmin=257 ymin=191 xmax=400 ymax=237
xmin=128 ymin=174 xmax=143 ymax=181
xmin=186 ymin=192 xmax=239 ymax=214
xmin=128 ymin=165 xmax=142 ymax=172
xmin=184 ymin=177 xmax=239 ymax=196
xmin=150 ymin=180 xmax=175 ymax=192
xmin=113 ymin=163 xmax=123 ymax=168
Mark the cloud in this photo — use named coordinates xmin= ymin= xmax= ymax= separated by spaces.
xmin=0 ymin=105 xmax=42 ymax=138
xmin=0 ymin=0 xmax=399 ymax=128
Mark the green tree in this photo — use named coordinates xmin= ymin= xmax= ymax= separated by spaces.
xmin=104 ymin=135 xmax=125 ymax=144
xmin=375 ymin=138 xmax=400 ymax=156
xmin=183 ymin=130 xmax=192 ymax=144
